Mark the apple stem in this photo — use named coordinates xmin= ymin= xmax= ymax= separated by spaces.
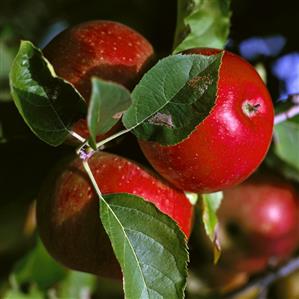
xmin=76 ymin=128 xmax=132 ymax=162
xmin=82 ymin=160 xmax=103 ymax=198
xmin=69 ymin=130 xmax=86 ymax=143
xmin=95 ymin=128 xmax=132 ymax=150
xmin=274 ymin=104 xmax=299 ymax=125
xmin=222 ymin=257 xmax=299 ymax=299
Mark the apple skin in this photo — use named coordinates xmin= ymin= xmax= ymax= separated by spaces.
xmin=189 ymin=173 xmax=299 ymax=292
xmin=43 ymin=20 xmax=154 ymax=140
xmin=37 ymin=152 xmax=193 ymax=278
xmin=218 ymin=173 xmax=299 ymax=274
xmin=138 ymin=48 xmax=274 ymax=193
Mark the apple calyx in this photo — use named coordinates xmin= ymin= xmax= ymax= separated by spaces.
xmin=242 ymin=101 xmax=261 ymax=117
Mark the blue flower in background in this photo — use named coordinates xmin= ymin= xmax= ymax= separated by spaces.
xmin=272 ymin=53 xmax=299 ymax=100
xmin=239 ymin=35 xmax=286 ymax=60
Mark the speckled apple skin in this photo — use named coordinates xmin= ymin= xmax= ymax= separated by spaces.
xmin=139 ymin=49 xmax=274 ymax=193
xmin=43 ymin=20 xmax=154 ymax=140
xmin=44 ymin=20 xmax=154 ymax=99
xmin=37 ymin=152 xmax=193 ymax=278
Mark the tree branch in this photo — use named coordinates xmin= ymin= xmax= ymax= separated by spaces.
xmin=274 ymin=105 xmax=299 ymax=125
xmin=222 ymin=257 xmax=299 ymax=299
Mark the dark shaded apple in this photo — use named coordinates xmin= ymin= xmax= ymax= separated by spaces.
xmin=37 ymin=152 xmax=193 ymax=278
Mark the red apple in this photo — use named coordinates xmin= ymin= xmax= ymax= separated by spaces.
xmin=138 ymin=48 xmax=274 ymax=193
xmin=218 ymin=173 xmax=299 ymax=274
xmin=37 ymin=152 xmax=193 ymax=278
xmin=43 ymin=20 xmax=154 ymax=141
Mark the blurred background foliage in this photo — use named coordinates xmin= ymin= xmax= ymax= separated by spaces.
xmin=1 ymin=0 xmax=299 ymax=298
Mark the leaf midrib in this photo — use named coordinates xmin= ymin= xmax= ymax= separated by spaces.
xmin=127 ymin=55 xmax=218 ymax=131
xmin=104 ymin=198 xmax=150 ymax=299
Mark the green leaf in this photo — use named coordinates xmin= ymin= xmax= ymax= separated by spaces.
xmin=0 ymin=27 xmax=17 ymax=103
xmin=3 ymin=286 xmax=44 ymax=299
xmin=122 ymin=53 xmax=222 ymax=145
xmin=185 ymin=192 xmax=199 ymax=205
xmin=9 ymin=40 xmax=87 ymax=146
xmin=87 ymin=77 xmax=131 ymax=148
xmin=266 ymin=149 xmax=299 ymax=183
xmin=202 ymin=192 xmax=223 ymax=263
xmin=174 ymin=0 xmax=231 ymax=53
xmin=57 ymin=271 xmax=97 ymax=299
xmin=0 ymin=27 xmax=17 ymax=80
xmin=100 ymin=193 xmax=188 ymax=299
xmin=274 ymin=117 xmax=299 ymax=171
xmin=13 ymin=238 xmax=66 ymax=290
xmin=0 ymin=43 xmax=15 ymax=80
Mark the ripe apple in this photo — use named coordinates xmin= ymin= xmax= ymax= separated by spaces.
xmin=138 ymin=48 xmax=274 ymax=193
xmin=43 ymin=20 xmax=154 ymax=141
xmin=37 ymin=152 xmax=193 ymax=278
xmin=218 ymin=173 xmax=299 ymax=274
